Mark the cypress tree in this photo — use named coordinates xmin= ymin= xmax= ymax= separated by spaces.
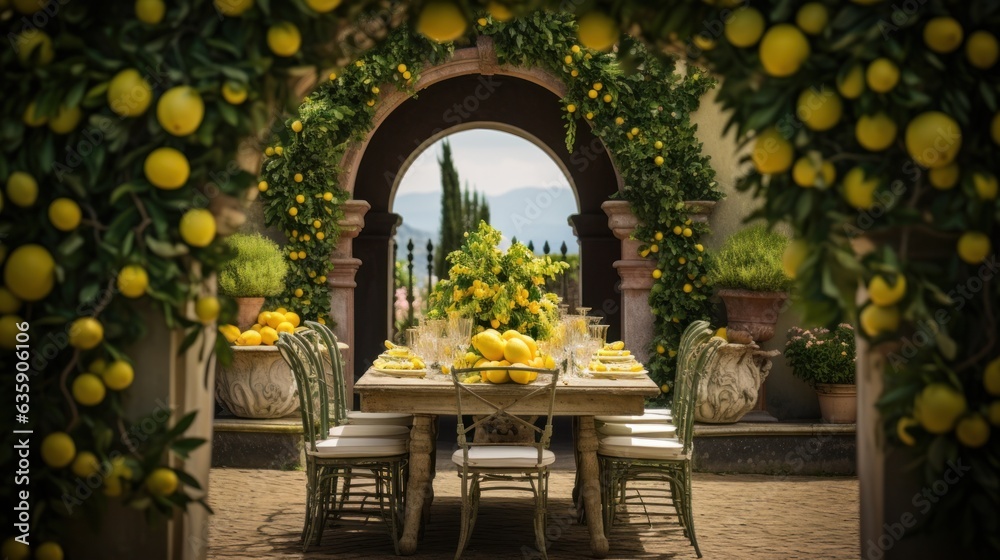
xmin=435 ymin=141 xmax=491 ymax=279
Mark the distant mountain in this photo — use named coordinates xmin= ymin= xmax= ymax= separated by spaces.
xmin=392 ymin=186 xmax=578 ymax=257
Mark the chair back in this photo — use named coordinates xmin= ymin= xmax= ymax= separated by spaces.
xmin=449 ymin=366 xmax=561 ymax=468
xmin=673 ymin=321 xmax=725 ymax=453
xmin=276 ymin=331 xmax=331 ymax=452
xmin=304 ymin=321 xmax=351 ymax=425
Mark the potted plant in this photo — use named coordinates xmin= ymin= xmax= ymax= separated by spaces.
xmin=710 ymin=225 xmax=792 ymax=343
xmin=219 ymin=232 xmax=288 ymax=330
xmin=785 ymin=324 xmax=858 ymax=424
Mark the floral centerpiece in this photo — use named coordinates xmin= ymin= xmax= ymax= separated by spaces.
xmin=428 ymin=222 xmax=568 ymax=341
xmin=785 ymin=324 xmax=857 ymax=386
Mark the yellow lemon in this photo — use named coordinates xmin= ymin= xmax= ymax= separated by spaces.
xmin=214 ymin=0 xmax=253 ymax=16
xmin=842 ymin=166 xmax=880 ymax=210
xmin=16 ymin=29 xmax=54 ymax=65
xmin=792 ymin=157 xmax=835 ymax=188
xmin=266 ymin=312 xmax=286 ymax=329
xmin=157 ymin=86 xmax=204 ymax=136
xmin=928 ymin=163 xmax=959 ymax=190
xmin=117 ymin=265 xmax=149 ymax=298
xmin=236 ymin=329 xmax=262 ymax=346
xmin=41 ymin=432 xmax=76 ymax=468
xmin=416 ymin=1 xmax=466 ymax=43
xmin=146 ymin=467 xmax=179 ymax=497
xmin=305 ymin=0 xmax=341 ymax=12
xmin=896 ymin=416 xmax=918 ymax=446
xmin=855 ymin=112 xmax=897 ymax=151
xmin=859 ymin=304 xmax=899 ymax=337
xmin=108 ymin=68 xmax=153 ymax=117
xmin=923 ymin=17 xmax=963 ymax=53
xmin=195 ymin=296 xmax=220 ymax=323
xmin=797 ymin=87 xmax=842 ymax=131
xmin=473 ymin=330 xmax=506 ymax=361
xmin=956 ymin=414 xmax=991 ymax=448
xmin=72 ymin=451 xmax=101 ymax=478
xmin=103 ymin=457 xmax=133 ymax=496
xmin=576 ymin=11 xmax=618 ymax=51
xmin=759 ymin=24 xmax=810 ymax=77
xmin=904 ymin=111 xmax=961 ymax=168
xmin=135 ymin=0 xmax=166 ymax=24
xmin=283 ymin=311 xmax=301 ymax=327
xmin=250 ymin=323 xmax=262 ymax=332
xmin=23 ymin=101 xmax=47 ymax=126
xmin=485 ymin=365 xmax=510 ymax=384
xmin=795 ymin=3 xmax=828 ymax=35
xmin=724 ymin=8 xmax=765 ymax=48
xmin=837 ymin=64 xmax=865 ymax=99
xmin=72 ymin=373 xmax=106 ymax=406
xmin=652 ymin=269 xmax=662 ymax=279
xmin=0 ymin=288 xmax=21 ymax=314
xmin=268 ymin=22 xmax=302 ymax=56
xmin=102 ymin=360 xmax=135 ymax=391
xmin=973 ymin=173 xmax=998 ymax=200
xmin=257 ymin=311 xmax=272 ymax=325
xmin=868 ymin=274 xmax=906 ymax=306
xmin=179 ymin=209 xmax=216 ymax=247
xmin=966 ymin=30 xmax=999 ymax=69
xmin=916 ymin=383 xmax=966 ymax=434
xmin=503 ymin=337 xmax=532 ymax=365
xmin=69 ymin=317 xmax=104 ymax=350
xmin=6 ymin=171 xmax=38 ymax=207
xmin=865 ymin=58 xmax=899 ymax=93
xmin=509 ymin=368 xmax=533 ymax=384
xmin=48 ymin=198 xmax=82 ymax=231
xmin=984 ymin=357 xmax=1000 ymax=395
xmin=0 ymin=315 xmax=24 ymax=349
xmin=219 ymin=324 xmax=241 ymax=344
xmin=259 ymin=326 xmax=278 ymax=345
xmin=544 ymin=354 xmax=556 ymax=369
xmin=35 ymin=542 xmax=64 ymax=560
xmin=4 ymin=244 xmax=55 ymax=301
xmin=957 ymin=232 xmax=990 ymax=264
xmin=751 ymin=127 xmax=794 ymax=174
xmin=221 ymin=81 xmax=248 ymax=105
xmin=501 ymin=329 xmax=522 ymax=341
xmin=276 ymin=321 xmax=294 ymax=334
xmin=144 ymin=147 xmax=190 ymax=189
xmin=48 ymin=105 xmax=82 ymax=134
xmin=486 ymin=1 xmax=513 ymax=21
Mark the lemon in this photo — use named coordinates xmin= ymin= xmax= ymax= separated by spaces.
xmin=503 ymin=337 xmax=532 ymax=365
xmin=268 ymin=22 xmax=302 ymax=56
xmin=837 ymin=64 xmax=865 ymax=99
xmin=4 ymin=244 xmax=55 ymax=301
xmin=157 ymin=86 xmax=204 ymax=136
xmin=108 ymin=68 xmax=153 ymax=117
xmin=23 ymin=101 xmax=47 ymax=126
xmin=724 ymin=8 xmax=765 ymax=47
xmin=236 ymin=329 xmax=262 ymax=346
xmin=928 ymin=163 xmax=959 ymax=190
xmin=957 ymin=232 xmax=990 ymax=264
xmin=795 ymin=3 xmax=828 ymax=35
xmin=966 ymin=30 xmax=999 ymax=69
xmin=221 ymin=81 xmax=248 ymax=104
xmin=276 ymin=321 xmax=294 ymax=334
xmin=956 ymin=414 xmax=990 ymax=448
xmin=577 ymin=11 xmax=618 ymax=51
xmin=983 ymin=357 xmax=1000 ymax=395
xmin=266 ymin=312 xmax=286 ymax=329
xmin=257 ymin=325 xmax=278 ymax=345
xmin=0 ymin=288 xmax=21 ymax=314
xmin=485 ymin=365 xmax=510 ymax=384
xmin=914 ymin=383 xmax=966 ymax=433
xmin=305 ymin=0 xmax=341 ymax=12
xmin=195 ymin=296 xmax=220 ymax=323
xmin=144 ymin=147 xmax=190 ymax=189
xmin=652 ymin=269 xmax=662 ymax=279
xmin=792 ymin=157 xmax=835 ymax=188
xmin=842 ymin=167 xmax=880 ymax=210
xmin=16 ymin=29 xmax=54 ymax=65
xmin=135 ymin=0 xmax=166 ymax=24
xmin=0 ymin=315 xmax=24 ymax=349
xmin=509 ymin=368 xmax=534 ymax=385
xmin=782 ymin=239 xmax=809 ymax=279
xmin=283 ymin=311 xmax=301 ymax=327
xmin=117 ymin=265 xmax=149 ymax=298
xmin=415 ymin=1 xmax=467 ymax=43
xmin=896 ymin=416 xmax=918 ymax=446
xmin=257 ymin=311 xmax=272 ymax=325
xmin=48 ymin=104 xmax=82 ymax=134
xmin=41 ymin=432 xmax=76 ymax=468
xmin=102 ymin=360 xmax=135 ymax=391
xmin=6 ymin=171 xmax=38 ymax=207
xmin=904 ymin=111 xmax=961 ymax=168
xmin=72 ymin=451 xmax=101 ymax=478
xmin=214 ymin=0 xmax=253 ymax=16
xmin=501 ymin=329 xmax=521 ymax=341
xmin=146 ymin=467 xmax=179 ymax=496
xmin=69 ymin=317 xmax=104 ymax=350
xmin=179 ymin=209 xmax=216 ymax=247
xmin=473 ymin=330 xmax=506 ymax=361
xmin=104 ymin=456 xmax=133 ymax=496
xmin=72 ymin=373 xmax=106 ymax=406
xmin=868 ymin=274 xmax=906 ymax=306
xmin=923 ymin=17 xmax=963 ymax=54
xmin=973 ymin=173 xmax=998 ymax=200
xmin=250 ymin=323 xmax=263 ymax=332
xmin=487 ymin=1 xmax=513 ymax=21
xmin=544 ymin=354 xmax=556 ymax=369
xmin=34 ymin=542 xmax=64 ymax=560
xmin=797 ymin=87 xmax=842 ymax=131
xmin=859 ymin=304 xmax=899 ymax=337
xmin=992 ymin=112 xmax=1000 ymax=145
xmin=759 ymin=24 xmax=810 ymax=77
xmin=751 ymin=127 xmax=794 ymax=174
xmin=48 ymin=198 xmax=82 ymax=231
xmin=865 ymin=58 xmax=899 ymax=93
xmin=855 ymin=112 xmax=897 ymax=151
xmin=219 ymin=324 xmax=241 ymax=344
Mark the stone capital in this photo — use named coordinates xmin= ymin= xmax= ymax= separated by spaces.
xmin=338 ymin=199 xmax=372 ymax=240
xmin=601 ymin=200 xmax=641 ymax=241
xmin=613 ymin=260 xmax=657 ymax=290
xmin=329 ymin=257 xmax=362 ymax=289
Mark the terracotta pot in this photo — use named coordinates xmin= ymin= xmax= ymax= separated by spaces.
xmin=235 ymin=296 xmax=265 ymax=330
xmin=815 ymin=383 xmax=857 ymax=424
xmin=717 ymin=289 xmax=788 ymax=343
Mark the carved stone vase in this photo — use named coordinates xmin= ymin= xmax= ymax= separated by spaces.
xmin=695 ymin=342 xmax=781 ymax=424
xmin=216 ymin=346 xmax=300 ymax=418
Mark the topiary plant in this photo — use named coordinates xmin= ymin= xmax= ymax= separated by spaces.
xmin=711 ymin=225 xmax=792 ymax=293
xmin=219 ymin=233 xmax=288 ymax=298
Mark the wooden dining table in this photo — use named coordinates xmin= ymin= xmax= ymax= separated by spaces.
xmin=354 ymin=369 xmax=660 ymax=557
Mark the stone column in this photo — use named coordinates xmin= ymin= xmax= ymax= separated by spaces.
xmin=352 ymin=211 xmax=403 ymax=385
xmin=601 ymin=201 xmax=655 ymax=363
xmin=568 ymin=213 xmax=622 ymax=342
xmin=330 ymin=199 xmax=370 ymax=405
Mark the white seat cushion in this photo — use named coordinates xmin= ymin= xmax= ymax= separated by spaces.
xmin=596 ymin=409 xmax=672 ymax=424
xmin=347 ymin=411 xmax=413 ymax=426
xmin=598 ymin=436 xmax=687 ymax=460
xmin=329 ymin=424 xmax=410 ymax=439
xmin=451 ymin=446 xmax=556 ymax=468
xmin=312 ymin=436 xmax=407 ymax=458
xmin=597 ymin=422 xmax=677 ymax=438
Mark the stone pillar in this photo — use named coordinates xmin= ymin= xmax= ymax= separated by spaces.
xmin=352 ymin=211 xmax=403 ymax=385
xmin=601 ymin=201 xmax=655 ymax=363
xmin=568 ymin=213 xmax=622 ymax=342
xmin=330 ymin=199 xmax=370 ymax=405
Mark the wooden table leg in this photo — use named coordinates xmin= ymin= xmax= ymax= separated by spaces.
xmin=400 ymin=414 xmax=435 ymax=555
xmin=576 ymin=415 xmax=609 ymax=558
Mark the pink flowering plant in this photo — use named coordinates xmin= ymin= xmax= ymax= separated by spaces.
xmin=785 ymin=324 xmax=857 ymax=385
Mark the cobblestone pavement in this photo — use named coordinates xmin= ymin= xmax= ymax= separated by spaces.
xmin=207 ymin=467 xmax=858 ymax=559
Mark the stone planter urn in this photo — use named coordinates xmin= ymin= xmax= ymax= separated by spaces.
xmin=815 ymin=383 xmax=857 ymax=424
xmin=216 ymin=346 xmax=300 ymax=418
xmin=695 ymin=342 xmax=781 ymax=423
xmin=717 ymin=288 xmax=788 ymax=343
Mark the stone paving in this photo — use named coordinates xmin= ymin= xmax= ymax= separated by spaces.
xmin=207 ymin=467 xmax=859 ymax=559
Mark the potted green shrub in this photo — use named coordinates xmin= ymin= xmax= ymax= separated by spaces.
xmin=710 ymin=225 xmax=792 ymax=343
xmin=219 ymin=233 xmax=288 ymax=330
xmin=785 ymin=324 xmax=857 ymax=423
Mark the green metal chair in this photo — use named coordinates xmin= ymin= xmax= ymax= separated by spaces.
xmin=276 ymin=330 xmax=407 ymax=554
xmin=448 ymin=365 xmax=561 ymax=560
xmin=598 ymin=320 xmax=724 ymax=558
